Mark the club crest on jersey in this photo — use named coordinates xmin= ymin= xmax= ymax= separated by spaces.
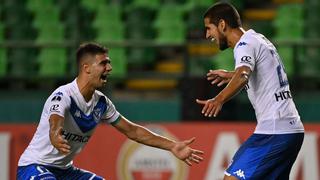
xmin=74 ymin=110 xmax=81 ymax=118
xmin=93 ymin=108 xmax=102 ymax=122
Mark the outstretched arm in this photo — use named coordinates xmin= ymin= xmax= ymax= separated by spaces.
xmin=113 ymin=116 xmax=204 ymax=166
xmin=196 ymin=66 xmax=251 ymax=117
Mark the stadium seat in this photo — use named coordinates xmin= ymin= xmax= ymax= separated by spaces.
xmin=0 ymin=23 xmax=7 ymax=76
xmin=128 ymin=47 xmax=156 ymax=67
xmin=154 ymin=4 xmax=186 ymax=44
xmin=38 ymin=48 xmax=67 ymax=77
xmin=128 ymin=0 xmax=160 ymax=10
xmin=36 ymin=24 xmax=65 ymax=44
xmin=212 ymin=49 xmax=234 ymax=71
xmin=92 ymin=5 xmax=122 ymax=27
xmin=273 ymin=4 xmax=304 ymax=78
xmin=80 ymin=0 xmax=106 ymax=12
xmin=273 ymin=4 xmax=304 ymax=40
xmin=125 ymin=6 xmax=156 ymax=67
xmin=93 ymin=4 xmax=125 ymax=43
xmin=155 ymin=24 xmax=186 ymax=44
xmin=32 ymin=8 xmax=60 ymax=29
xmin=9 ymin=49 xmax=37 ymax=77
xmin=277 ymin=47 xmax=294 ymax=77
xmin=184 ymin=0 xmax=216 ymax=11
xmin=26 ymin=0 xmax=54 ymax=12
xmin=186 ymin=6 xmax=208 ymax=39
xmin=109 ymin=48 xmax=127 ymax=78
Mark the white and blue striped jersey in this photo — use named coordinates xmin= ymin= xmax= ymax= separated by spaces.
xmin=18 ymin=79 xmax=120 ymax=168
xmin=233 ymin=29 xmax=304 ymax=134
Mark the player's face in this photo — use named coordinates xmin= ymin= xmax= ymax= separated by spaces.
xmin=89 ymin=53 xmax=112 ymax=88
xmin=204 ymin=17 xmax=228 ymax=50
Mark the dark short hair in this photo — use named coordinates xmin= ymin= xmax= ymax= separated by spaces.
xmin=76 ymin=42 xmax=108 ymax=67
xmin=204 ymin=2 xmax=241 ymax=28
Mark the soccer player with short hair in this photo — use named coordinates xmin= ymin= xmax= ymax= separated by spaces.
xmin=17 ymin=43 xmax=204 ymax=179
xmin=196 ymin=2 xmax=304 ymax=180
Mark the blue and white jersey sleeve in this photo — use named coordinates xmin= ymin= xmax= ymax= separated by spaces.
xmin=46 ymin=90 xmax=70 ymax=118
xmin=234 ymin=40 xmax=256 ymax=71
xmin=102 ymin=96 xmax=120 ymax=124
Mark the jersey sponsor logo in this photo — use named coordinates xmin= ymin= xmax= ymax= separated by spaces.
xmin=61 ymin=130 xmax=90 ymax=143
xmin=237 ymin=42 xmax=247 ymax=48
xmin=274 ymin=90 xmax=292 ymax=102
xmin=50 ymin=104 xmax=60 ymax=112
xmin=240 ymin=56 xmax=253 ymax=66
xmin=233 ymin=169 xmax=246 ymax=179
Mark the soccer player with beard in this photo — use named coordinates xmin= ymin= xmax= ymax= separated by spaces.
xmin=196 ymin=2 xmax=304 ymax=180
xmin=17 ymin=42 xmax=204 ymax=179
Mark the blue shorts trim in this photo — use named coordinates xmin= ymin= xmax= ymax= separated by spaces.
xmin=17 ymin=164 xmax=104 ymax=180
xmin=226 ymin=133 xmax=304 ymax=180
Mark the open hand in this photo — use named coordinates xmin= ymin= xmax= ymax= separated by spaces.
xmin=50 ymin=127 xmax=71 ymax=154
xmin=196 ymin=98 xmax=223 ymax=117
xmin=207 ymin=69 xmax=233 ymax=86
xmin=171 ymin=137 xmax=204 ymax=166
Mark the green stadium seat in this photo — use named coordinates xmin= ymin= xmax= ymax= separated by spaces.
xmin=36 ymin=24 xmax=65 ymax=44
xmin=80 ymin=0 xmax=106 ymax=12
xmin=26 ymin=0 xmax=54 ymax=13
xmin=0 ymin=48 xmax=7 ymax=77
xmin=186 ymin=6 xmax=207 ymax=39
xmin=95 ymin=25 xmax=125 ymax=43
xmin=128 ymin=47 xmax=156 ymax=67
xmin=273 ymin=4 xmax=305 ymax=78
xmin=32 ymin=8 xmax=60 ymax=28
xmin=184 ymin=0 xmax=216 ymax=11
xmin=128 ymin=0 xmax=160 ymax=10
xmin=93 ymin=4 xmax=125 ymax=43
xmin=212 ymin=49 xmax=234 ymax=71
xmin=125 ymin=6 xmax=156 ymax=67
xmin=273 ymin=4 xmax=304 ymax=40
xmin=38 ymin=48 xmax=67 ymax=77
xmin=277 ymin=47 xmax=294 ymax=78
xmin=154 ymin=4 xmax=186 ymax=44
xmin=93 ymin=5 xmax=122 ymax=27
xmin=9 ymin=49 xmax=37 ymax=77
xmin=155 ymin=24 xmax=186 ymax=44
xmin=109 ymin=48 xmax=127 ymax=78
xmin=0 ymin=24 xmax=7 ymax=76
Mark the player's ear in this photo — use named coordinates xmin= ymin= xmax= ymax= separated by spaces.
xmin=218 ymin=19 xmax=226 ymax=33
xmin=83 ymin=63 xmax=91 ymax=74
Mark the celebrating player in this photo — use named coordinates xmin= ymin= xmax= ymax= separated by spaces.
xmin=17 ymin=43 xmax=204 ymax=179
xmin=196 ymin=2 xmax=304 ymax=180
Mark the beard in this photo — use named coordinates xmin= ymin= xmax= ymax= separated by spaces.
xmin=218 ymin=35 xmax=228 ymax=50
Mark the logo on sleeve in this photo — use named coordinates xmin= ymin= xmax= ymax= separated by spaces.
xmin=50 ymin=104 xmax=60 ymax=112
xmin=237 ymin=42 xmax=247 ymax=48
xmin=233 ymin=169 xmax=246 ymax=179
xmin=240 ymin=56 xmax=253 ymax=66
xmin=51 ymin=92 xmax=63 ymax=102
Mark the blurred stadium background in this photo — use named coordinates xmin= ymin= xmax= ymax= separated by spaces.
xmin=0 ymin=0 xmax=319 ymax=179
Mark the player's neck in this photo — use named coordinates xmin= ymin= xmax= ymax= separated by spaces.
xmin=76 ymin=77 xmax=94 ymax=102
xmin=228 ymin=27 xmax=245 ymax=48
